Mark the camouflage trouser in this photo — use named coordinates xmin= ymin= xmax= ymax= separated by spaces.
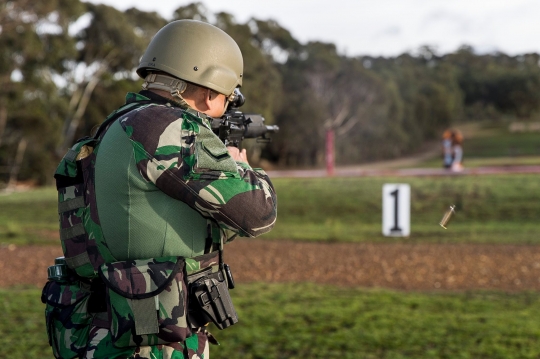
xmin=84 ymin=327 xmax=209 ymax=359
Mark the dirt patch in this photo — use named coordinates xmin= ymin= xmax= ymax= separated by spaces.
xmin=227 ymin=240 xmax=540 ymax=291
xmin=2 ymin=240 xmax=540 ymax=291
xmin=0 ymin=244 xmax=63 ymax=288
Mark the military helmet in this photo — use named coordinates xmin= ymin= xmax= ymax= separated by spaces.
xmin=137 ymin=20 xmax=243 ymax=96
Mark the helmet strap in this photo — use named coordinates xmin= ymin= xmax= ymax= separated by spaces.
xmin=142 ymin=73 xmax=190 ymax=107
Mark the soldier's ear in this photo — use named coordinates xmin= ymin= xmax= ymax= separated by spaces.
xmin=186 ymin=87 xmax=208 ymax=112
xmin=201 ymin=88 xmax=213 ymax=109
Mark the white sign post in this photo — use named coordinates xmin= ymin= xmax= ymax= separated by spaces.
xmin=382 ymin=183 xmax=410 ymax=237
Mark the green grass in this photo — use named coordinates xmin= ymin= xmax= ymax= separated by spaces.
xmin=0 ymin=187 xmax=58 ymax=245
xmin=0 ymin=287 xmax=52 ymax=358
xmin=6 ymin=283 xmax=540 ymax=359
xmin=464 ymin=131 xmax=540 ymax=158
xmin=2 ymin=174 xmax=540 ymax=245
xmin=264 ymin=174 xmax=540 ymax=244
xmin=217 ymin=283 xmax=540 ymax=359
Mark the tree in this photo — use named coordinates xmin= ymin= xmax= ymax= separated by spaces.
xmin=58 ymin=3 xmax=166 ymax=153
xmin=173 ymin=2 xmax=210 ymax=22
xmin=275 ymin=41 xmax=396 ymax=168
xmin=0 ymin=0 xmax=84 ymax=188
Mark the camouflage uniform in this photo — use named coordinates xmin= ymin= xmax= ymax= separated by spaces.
xmin=50 ymin=90 xmax=277 ymax=359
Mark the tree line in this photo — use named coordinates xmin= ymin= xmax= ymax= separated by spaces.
xmin=2 ymin=0 xmax=540 ymax=187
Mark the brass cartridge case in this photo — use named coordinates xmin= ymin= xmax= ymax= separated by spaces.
xmin=439 ymin=205 xmax=455 ymax=229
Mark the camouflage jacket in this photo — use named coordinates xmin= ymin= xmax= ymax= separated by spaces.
xmin=119 ymin=91 xmax=277 ymax=235
xmin=94 ymin=90 xmax=277 ymax=260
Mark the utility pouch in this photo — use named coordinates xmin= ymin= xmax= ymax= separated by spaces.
xmin=98 ymin=256 xmax=191 ymax=348
xmin=188 ymin=265 xmax=239 ymax=330
xmin=41 ymin=278 xmax=92 ymax=359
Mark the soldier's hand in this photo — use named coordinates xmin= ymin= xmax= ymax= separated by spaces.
xmin=227 ymin=146 xmax=250 ymax=165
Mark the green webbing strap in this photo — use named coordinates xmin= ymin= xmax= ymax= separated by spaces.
xmin=94 ymin=101 xmax=151 ymax=140
xmin=65 ymin=251 xmax=91 ymax=268
xmin=64 ymin=149 xmax=79 ymax=162
xmin=60 ymin=223 xmax=86 ymax=241
xmin=131 ymin=297 xmax=159 ymax=335
xmin=93 ymin=311 xmax=108 ymax=322
xmin=58 ymin=197 xmax=85 ymax=213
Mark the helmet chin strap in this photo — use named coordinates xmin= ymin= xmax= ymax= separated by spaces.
xmin=142 ymin=73 xmax=190 ymax=107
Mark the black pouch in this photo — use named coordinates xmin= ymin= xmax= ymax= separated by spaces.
xmin=188 ymin=266 xmax=239 ymax=329
xmin=41 ymin=280 xmax=92 ymax=359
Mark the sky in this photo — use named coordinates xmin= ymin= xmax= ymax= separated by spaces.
xmin=84 ymin=0 xmax=540 ymax=57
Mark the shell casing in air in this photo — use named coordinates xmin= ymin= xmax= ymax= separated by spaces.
xmin=439 ymin=205 xmax=456 ymax=229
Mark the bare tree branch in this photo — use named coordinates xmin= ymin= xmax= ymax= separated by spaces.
xmin=330 ymin=104 xmax=350 ymax=128
xmin=58 ymin=59 xmax=112 ymax=154
xmin=336 ymin=117 xmax=359 ymax=136
xmin=5 ymin=137 xmax=27 ymax=192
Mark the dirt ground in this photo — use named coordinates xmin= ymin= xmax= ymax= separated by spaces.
xmin=3 ymin=239 xmax=540 ymax=291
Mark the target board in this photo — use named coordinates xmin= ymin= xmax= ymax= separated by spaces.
xmin=382 ymin=183 xmax=410 ymax=237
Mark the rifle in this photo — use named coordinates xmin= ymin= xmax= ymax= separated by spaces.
xmin=210 ymin=89 xmax=279 ymax=148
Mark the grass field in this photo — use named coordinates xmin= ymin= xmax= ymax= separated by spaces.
xmin=0 ymin=187 xmax=57 ymax=246
xmin=2 ymin=174 xmax=540 ymax=245
xmin=465 ymin=131 xmax=540 ymax=158
xmin=267 ymin=174 xmax=540 ymax=244
xmin=5 ymin=284 xmax=540 ymax=359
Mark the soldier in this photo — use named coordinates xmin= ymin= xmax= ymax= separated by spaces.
xmin=44 ymin=20 xmax=277 ymax=359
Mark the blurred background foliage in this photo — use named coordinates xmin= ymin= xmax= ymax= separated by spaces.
xmin=2 ymin=1 xmax=540 ymax=186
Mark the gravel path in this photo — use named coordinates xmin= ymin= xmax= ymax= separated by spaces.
xmin=3 ymin=240 xmax=540 ymax=291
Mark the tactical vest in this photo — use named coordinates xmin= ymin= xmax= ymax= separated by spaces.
xmin=42 ymin=99 xmax=236 ymax=359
